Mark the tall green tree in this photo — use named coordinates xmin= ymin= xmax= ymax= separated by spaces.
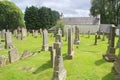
xmin=24 ymin=6 xmax=39 ymax=30
xmin=90 ymin=0 xmax=120 ymax=25
xmin=0 ymin=1 xmax=25 ymax=30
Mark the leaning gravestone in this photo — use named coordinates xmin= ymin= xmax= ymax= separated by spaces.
xmin=103 ymin=25 xmax=116 ymax=62
xmin=67 ymin=28 xmax=74 ymax=59
xmin=74 ymin=26 xmax=80 ymax=44
xmin=52 ymin=42 xmax=66 ymax=80
xmin=21 ymin=50 xmax=32 ymax=59
xmin=0 ymin=55 xmax=7 ymax=67
xmin=42 ymin=29 xmax=48 ymax=51
xmin=5 ymin=31 xmax=13 ymax=49
xmin=8 ymin=47 xmax=20 ymax=63
xmin=49 ymin=46 xmax=56 ymax=68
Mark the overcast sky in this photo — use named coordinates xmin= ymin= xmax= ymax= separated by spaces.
xmin=11 ymin=0 xmax=91 ymax=17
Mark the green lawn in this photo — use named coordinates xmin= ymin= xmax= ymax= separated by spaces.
xmin=0 ymin=33 xmax=118 ymax=80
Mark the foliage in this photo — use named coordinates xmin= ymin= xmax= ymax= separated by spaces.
xmin=24 ymin=6 xmax=39 ymax=30
xmin=24 ymin=6 xmax=60 ymax=30
xmin=90 ymin=0 xmax=120 ymax=25
xmin=54 ymin=20 xmax=65 ymax=36
xmin=0 ymin=1 xmax=25 ymax=30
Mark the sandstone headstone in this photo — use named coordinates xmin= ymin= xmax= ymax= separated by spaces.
xmin=8 ymin=47 xmax=20 ymax=63
xmin=34 ymin=30 xmax=38 ymax=38
xmin=13 ymin=29 xmax=18 ymax=37
xmin=55 ymin=31 xmax=62 ymax=43
xmin=42 ymin=29 xmax=48 ymax=51
xmin=5 ymin=31 xmax=13 ymax=49
xmin=49 ymin=46 xmax=56 ymax=68
xmin=21 ymin=28 xmax=27 ymax=39
xmin=1 ymin=29 xmax=6 ymax=38
xmin=74 ymin=26 xmax=80 ymax=44
xmin=32 ymin=30 xmax=35 ymax=36
xmin=65 ymin=28 xmax=68 ymax=41
xmin=67 ymin=28 xmax=74 ymax=59
xmin=0 ymin=55 xmax=7 ymax=67
xmin=39 ymin=28 xmax=42 ymax=35
xmin=21 ymin=50 xmax=32 ymax=59
xmin=52 ymin=42 xmax=66 ymax=80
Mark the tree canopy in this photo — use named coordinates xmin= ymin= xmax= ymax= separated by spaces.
xmin=90 ymin=0 xmax=120 ymax=25
xmin=24 ymin=6 xmax=60 ymax=30
xmin=0 ymin=1 xmax=25 ymax=30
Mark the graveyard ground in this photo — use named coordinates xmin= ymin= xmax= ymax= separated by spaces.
xmin=0 ymin=33 xmax=118 ymax=80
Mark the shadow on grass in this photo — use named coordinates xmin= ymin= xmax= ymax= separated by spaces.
xmin=33 ymin=60 xmax=51 ymax=74
xmin=95 ymin=59 xmax=106 ymax=66
xmin=102 ymin=72 xmax=114 ymax=80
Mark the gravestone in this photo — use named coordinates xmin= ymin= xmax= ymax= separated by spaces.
xmin=116 ymin=28 xmax=120 ymax=48
xmin=55 ymin=30 xmax=62 ymax=43
xmin=0 ymin=55 xmax=7 ymax=67
xmin=21 ymin=50 xmax=32 ymax=59
xmin=0 ymin=40 xmax=3 ymax=50
xmin=1 ymin=29 xmax=6 ymax=38
xmin=102 ymin=31 xmax=105 ymax=41
xmin=74 ymin=26 xmax=80 ymax=44
xmin=58 ymin=28 xmax=62 ymax=35
xmin=8 ymin=47 xmax=20 ymax=63
xmin=94 ymin=33 xmax=97 ymax=45
xmin=5 ymin=31 xmax=13 ymax=49
xmin=103 ymin=25 xmax=116 ymax=62
xmin=97 ymin=28 xmax=101 ymax=39
xmin=49 ymin=46 xmax=56 ymax=68
xmin=42 ymin=29 xmax=48 ymax=51
xmin=67 ymin=28 xmax=74 ymax=59
xmin=21 ymin=28 xmax=27 ymax=39
xmin=32 ymin=30 xmax=34 ymax=36
xmin=52 ymin=42 xmax=66 ymax=80
xmin=13 ymin=29 xmax=18 ymax=37
xmin=39 ymin=28 xmax=42 ymax=35
xmin=34 ymin=30 xmax=38 ymax=38
xmin=65 ymin=28 xmax=68 ymax=41
xmin=88 ymin=30 xmax=90 ymax=38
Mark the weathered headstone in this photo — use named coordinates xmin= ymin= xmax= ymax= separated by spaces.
xmin=74 ymin=26 xmax=80 ymax=44
xmin=52 ymin=42 xmax=66 ymax=80
xmin=49 ymin=46 xmax=56 ymax=68
xmin=94 ymin=33 xmax=97 ymax=45
xmin=5 ymin=31 xmax=13 ymax=49
xmin=97 ymin=28 xmax=101 ymax=39
xmin=21 ymin=50 xmax=32 ymax=59
xmin=21 ymin=28 xmax=27 ymax=39
xmin=116 ymin=28 xmax=120 ymax=48
xmin=55 ymin=30 xmax=62 ymax=43
xmin=102 ymin=31 xmax=105 ymax=41
xmin=88 ymin=30 xmax=90 ymax=38
xmin=1 ymin=29 xmax=6 ymax=38
xmin=103 ymin=25 xmax=116 ymax=62
xmin=13 ymin=29 xmax=18 ymax=37
xmin=0 ymin=40 xmax=3 ymax=50
xmin=42 ymin=29 xmax=48 ymax=51
xmin=32 ymin=30 xmax=35 ymax=36
xmin=34 ymin=30 xmax=38 ymax=38
xmin=0 ymin=55 xmax=7 ymax=67
xmin=65 ymin=28 xmax=68 ymax=41
xmin=58 ymin=28 xmax=62 ymax=35
xmin=39 ymin=28 xmax=42 ymax=35
xmin=67 ymin=28 xmax=74 ymax=59
xmin=8 ymin=47 xmax=20 ymax=63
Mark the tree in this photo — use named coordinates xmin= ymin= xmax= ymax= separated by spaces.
xmin=90 ymin=0 xmax=120 ymax=25
xmin=24 ymin=6 xmax=39 ymax=30
xmin=0 ymin=1 xmax=25 ymax=30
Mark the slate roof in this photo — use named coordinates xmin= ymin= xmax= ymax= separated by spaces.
xmin=62 ymin=17 xmax=100 ymax=25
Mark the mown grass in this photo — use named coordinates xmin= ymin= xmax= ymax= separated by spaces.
xmin=0 ymin=33 xmax=118 ymax=80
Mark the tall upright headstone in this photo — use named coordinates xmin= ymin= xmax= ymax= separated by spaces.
xmin=49 ymin=46 xmax=56 ymax=68
xmin=67 ymin=28 xmax=74 ymax=59
xmin=34 ymin=30 xmax=38 ymax=38
xmin=102 ymin=31 xmax=105 ymax=41
xmin=116 ymin=27 xmax=120 ymax=48
xmin=94 ymin=33 xmax=97 ymax=45
xmin=74 ymin=26 xmax=80 ymax=44
xmin=52 ymin=42 xmax=66 ymax=80
xmin=21 ymin=28 xmax=27 ymax=39
xmin=103 ymin=25 xmax=116 ymax=62
xmin=13 ymin=29 xmax=18 ymax=37
xmin=42 ymin=29 xmax=48 ymax=51
xmin=8 ymin=47 xmax=20 ymax=63
xmin=39 ymin=28 xmax=43 ymax=35
xmin=1 ymin=29 xmax=6 ymax=38
xmin=55 ymin=29 xmax=62 ymax=43
xmin=5 ymin=31 xmax=12 ymax=49
xmin=65 ymin=28 xmax=68 ymax=41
